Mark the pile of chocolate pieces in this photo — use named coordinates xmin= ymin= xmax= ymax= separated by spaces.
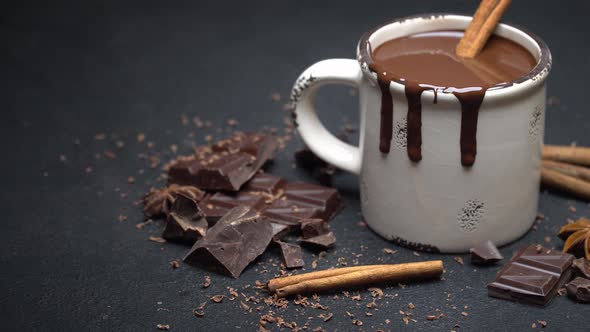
xmin=143 ymin=132 xmax=343 ymax=278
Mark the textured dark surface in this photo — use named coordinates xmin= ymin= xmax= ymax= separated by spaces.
xmin=2 ymin=0 xmax=590 ymax=330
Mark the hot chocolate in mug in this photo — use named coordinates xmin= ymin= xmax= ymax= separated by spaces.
xmin=290 ymin=14 xmax=551 ymax=252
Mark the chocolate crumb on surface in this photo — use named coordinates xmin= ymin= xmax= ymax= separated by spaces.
xmin=148 ymin=236 xmax=166 ymax=244
xmin=202 ymin=276 xmax=211 ymax=288
xmin=209 ymin=295 xmax=225 ymax=303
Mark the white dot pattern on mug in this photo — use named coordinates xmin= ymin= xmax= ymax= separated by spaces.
xmin=393 ymin=118 xmax=408 ymax=148
xmin=457 ymin=199 xmax=485 ymax=232
xmin=529 ymin=104 xmax=543 ymax=141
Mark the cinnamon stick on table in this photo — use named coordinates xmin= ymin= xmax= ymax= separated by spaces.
xmin=268 ymin=261 xmax=444 ymax=298
xmin=541 ymin=167 xmax=590 ymax=201
xmin=267 ymin=264 xmax=390 ymax=293
xmin=543 ymin=145 xmax=590 ymax=167
xmin=456 ymin=0 xmax=512 ymax=58
xmin=542 ymin=160 xmax=590 ymax=183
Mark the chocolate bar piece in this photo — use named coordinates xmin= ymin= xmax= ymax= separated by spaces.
xmin=470 ymin=240 xmax=503 ymax=265
xmin=199 ymin=192 xmax=266 ymax=223
xmin=276 ymin=241 xmax=304 ymax=268
xmin=162 ymin=194 xmax=208 ymax=244
xmin=199 ymin=173 xmax=342 ymax=227
xmin=566 ymin=277 xmax=590 ymax=303
xmin=488 ymin=245 xmax=574 ymax=305
xmin=183 ymin=206 xmax=273 ymax=278
xmin=168 ymin=133 xmax=277 ymax=191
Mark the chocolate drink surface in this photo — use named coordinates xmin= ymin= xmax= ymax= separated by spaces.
xmin=368 ymin=30 xmax=537 ymax=166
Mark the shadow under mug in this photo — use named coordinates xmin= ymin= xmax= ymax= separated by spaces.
xmin=290 ymin=14 xmax=551 ymax=253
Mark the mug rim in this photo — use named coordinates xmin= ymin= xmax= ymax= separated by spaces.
xmin=356 ymin=13 xmax=552 ymax=102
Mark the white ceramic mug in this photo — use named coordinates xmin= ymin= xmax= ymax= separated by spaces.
xmin=291 ymin=14 xmax=551 ymax=252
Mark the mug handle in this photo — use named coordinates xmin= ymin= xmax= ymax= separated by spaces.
xmin=291 ymin=59 xmax=363 ymax=175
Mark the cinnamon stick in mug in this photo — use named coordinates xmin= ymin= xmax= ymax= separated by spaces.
xmin=456 ymin=0 xmax=512 ymax=58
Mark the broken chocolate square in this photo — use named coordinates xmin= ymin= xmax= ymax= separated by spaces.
xmin=276 ymin=241 xmax=304 ymax=268
xmin=300 ymin=232 xmax=336 ymax=250
xmin=470 ymin=240 xmax=503 ymax=265
xmin=566 ymin=277 xmax=590 ymax=303
xmin=162 ymin=194 xmax=207 ymax=244
xmin=183 ymin=206 xmax=273 ymax=278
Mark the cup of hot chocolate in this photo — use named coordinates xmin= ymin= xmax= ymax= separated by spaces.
xmin=291 ymin=14 xmax=551 ymax=252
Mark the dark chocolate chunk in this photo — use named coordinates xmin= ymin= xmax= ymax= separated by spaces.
xmin=199 ymin=192 xmax=266 ymax=224
xmin=293 ymin=134 xmax=349 ymax=185
xmin=276 ymin=241 xmax=304 ymax=268
xmin=270 ymin=223 xmax=290 ymax=240
xmin=301 ymin=218 xmax=330 ymax=239
xmin=263 ymin=182 xmax=342 ymax=225
xmin=168 ymin=133 xmax=277 ymax=191
xmin=198 ymin=173 xmax=343 ymax=227
xmin=294 ymin=146 xmax=328 ymax=170
xmin=162 ymin=194 xmax=208 ymax=244
xmin=565 ymin=277 xmax=590 ymax=303
xmin=572 ymin=257 xmax=590 ymax=279
xmin=300 ymin=232 xmax=336 ymax=250
xmin=487 ymin=245 xmax=574 ymax=305
xmin=242 ymin=172 xmax=286 ymax=194
xmin=470 ymin=240 xmax=503 ymax=265
xmin=143 ymin=184 xmax=204 ymax=218
xmin=183 ymin=206 xmax=273 ymax=278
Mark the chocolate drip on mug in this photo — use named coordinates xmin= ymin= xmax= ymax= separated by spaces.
xmin=367 ymin=30 xmax=536 ymax=167
xmin=405 ymin=83 xmax=428 ymax=162
xmin=453 ymin=88 xmax=486 ymax=166
xmin=376 ymin=78 xmax=393 ymax=153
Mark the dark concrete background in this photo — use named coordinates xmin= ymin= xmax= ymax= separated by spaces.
xmin=1 ymin=0 xmax=589 ymax=330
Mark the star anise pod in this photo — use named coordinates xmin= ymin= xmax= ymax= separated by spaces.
xmin=143 ymin=184 xmax=204 ymax=218
xmin=558 ymin=217 xmax=590 ymax=260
